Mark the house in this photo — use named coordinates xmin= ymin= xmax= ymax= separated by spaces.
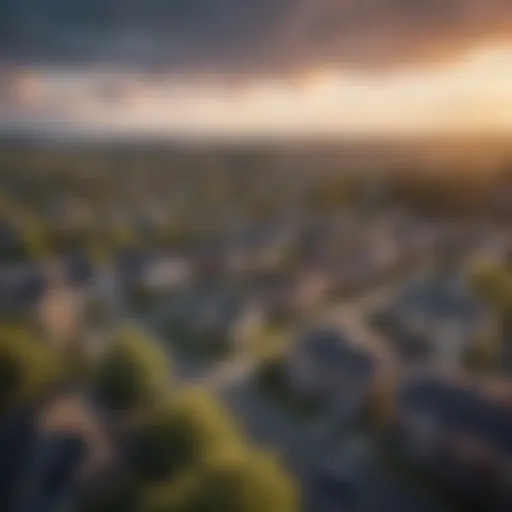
xmin=392 ymin=375 xmax=512 ymax=509
xmin=165 ymin=287 xmax=266 ymax=355
xmin=284 ymin=327 xmax=375 ymax=408
xmin=247 ymin=271 xmax=299 ymax=324
xmin=0 ymin=266 xmax=45 ymax=319
xmin=308 ymin=436 xmax=449 ymax=512
xmin=383 ymin=277 xmax=490 ymax=368
xmin=116 ymin=249 xmax=151 ymax=284
xmin=293 ymin=268 xmax=333 ymax=312
xmin=65 ymin=252 xmax=95 ymax=285
xmin=0 ymin=391 xmax=119 ymax=512
xmin=37 ymin=282 xmax=81 ymax=350
xmin=307 ymin=439 xmax=368 ymax=512
xmin=472 ymin=229 xmax=512 ymax=264
xmin=139 ymin=256 xmax=194 ymax=294
xmin=225 ymin=226 xmax=293 ymax=274
xmin=0 ymin=405 xmax=39 ymax=511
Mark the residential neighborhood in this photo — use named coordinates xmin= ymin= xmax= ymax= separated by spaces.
xmin=0 ymin=142 xmax=511 ymax=512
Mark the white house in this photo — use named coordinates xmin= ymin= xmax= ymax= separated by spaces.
xmin=141 ymin=256 xmax=194 ymax=293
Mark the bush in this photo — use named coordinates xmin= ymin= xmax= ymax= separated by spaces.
xmin=132 ymin=388 xmax=241 ymax=482
xmin=256 ymin=357 xmax=287 ymax=393
xmin=0 ymin=326 xmax=63 ymax=412
xmin=92 ymin=326 xmax=169 ymax=412
xmin=143 ymin=450 xmax=298 ymax=512
xmin=464 ymin=332 xmax=501 ymax=374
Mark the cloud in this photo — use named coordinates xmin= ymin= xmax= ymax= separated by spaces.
xmin=0 ymin=0 xmax=512 ymax=75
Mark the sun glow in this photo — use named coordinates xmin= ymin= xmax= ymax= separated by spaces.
xmin=4 ymin=44 xmax=512 ymax=138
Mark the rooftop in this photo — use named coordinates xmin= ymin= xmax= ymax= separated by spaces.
xmin=400 ymin=377 xmax=512 ymax=456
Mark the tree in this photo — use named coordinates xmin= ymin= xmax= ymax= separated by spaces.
xmin=91 ymin=326 xmax=169 ymax=413
xmin=132 ymin=388 xmax=242 ymax=482
xmin=464 ymin=331 xmax=501 ymax=374
xmin=469 ymin=258 xmax=504 ymax=305
xmin=0 ymin=326 xmax=63 ymax=412
xmin=470 ymin=259 xmax=512 ymax=320
xmin=469 ymin=259 xmax=512 ymax=370
xmin=256 ymin=356 xmax=287 ymax=394
xmin=77 ymin=475 xmax=142 ymax=512
xmin=143 ymin=451 xmax=298 ymax=512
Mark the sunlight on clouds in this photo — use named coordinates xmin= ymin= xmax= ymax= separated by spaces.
xmin=3 ymin=44 xmax=512 ymax=137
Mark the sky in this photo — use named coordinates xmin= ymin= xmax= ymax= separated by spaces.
xmin=1 ymin=0 xmax=512 ymax=139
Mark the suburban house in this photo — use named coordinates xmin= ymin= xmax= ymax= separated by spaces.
xmin=0 ymin=267 xmax=45 ymax=319
xmin=309 ymin=436 xmax=449 ymax=512
xmin=472 ymin=229 xmax=512 ymax=264
xmin=65 ymin=252 xmax=95 ymax=286
xmin=392 ymin=375 xmax=512 ymax=509
xmin=380 ymin=276 xmax=491 ymax=368
xmin=139 ymin=256 xmax=194 ymax=294
xmin=284 ymin=327 xmax=375 ymax=410
xmin=247 ymin=272 xmax=299 ymax=324
xmin=0 ymin=390 xmax=120 ymax=512
xmin=37 ymin=280 xmax=81 ymax=351
xmin=165 ymin=287 xmax=266 ymax=354
xmin=292 ymin=268 xmax=333 ymax=312
xmin=225 ymin=226 xmax=293 ymax=274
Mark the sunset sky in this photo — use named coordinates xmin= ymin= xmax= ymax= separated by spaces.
xmin=1 ymin=0 xmax=512 ymax=139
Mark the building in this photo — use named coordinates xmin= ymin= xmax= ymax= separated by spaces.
xmin=37 ymin=281 xmax=81 ymax=351
xmin=392 ymin=375 xmax=512 ymax=510
xmin=382 ymin=277 xmax=490 ymax=368
xmin=0 ymin=391 xmax=119 ymax=512
xmin=284 ymin=327 xmax=375 ymax=408
xmin=165 ymin=286 xmax=266 ymax=355
xmin=140 ymin=256 xmax=194 ymax=294
xmin=0 ymin=266 xmax=44 ymax=319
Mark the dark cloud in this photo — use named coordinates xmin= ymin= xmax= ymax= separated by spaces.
xmin=1 ymin=0 xmax=512 ymax=74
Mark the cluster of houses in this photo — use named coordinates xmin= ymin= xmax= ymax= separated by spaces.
xmin=392 ymin=374 xmax=512 ymax=510
xmin=1 ymin=209 xmax=502 ymax=357
xmin=374 ymin=272 xmax=492 ymax=367
xmin=126 ymin=211 xmax=447 ymax=356
xmin=275 ymin=323 xmax=512 ymax=511
xmin=161 ymin=285 xmax=266 ymax=355
xmin=282 ymin=327 xmax=375 ymax=411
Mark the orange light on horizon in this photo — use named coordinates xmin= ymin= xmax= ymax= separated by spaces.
xmin=3 ymin=43 xmax=512 ymax=138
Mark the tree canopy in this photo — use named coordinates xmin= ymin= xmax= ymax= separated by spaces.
xmin=470 ymin=259 xmax=512 ymax=321
xmin=92 ymin=326 xmax=170 ymax=412
xmin=143 ymin=450 xmax=298 ymax=512
xmin=0 ymin=326 xmax=63 ymax=412
xmin=132 ymin=387 xmax=242 ymax=482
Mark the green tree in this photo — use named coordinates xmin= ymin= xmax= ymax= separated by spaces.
xmin=144 ymin=451 xmax=298 ymax=512
xmin=18 ymin=215 xmax=51 ymax=261
xmin=92 ymin=326 xmax=169 ymax=413
xmin=469 ymin=258 xmax=504 ymax=304
xmin=464 ymin=330 xmax=501 ymax=374
xmin=77 ymin=475 xmax=142 ymax=512
xmin=133 ymin=388 xmax=242 ymax=482
xmin=470 ymin=260 xmax=512 ymax=323
xmin=0 ymin=326 xmax=63 ymax=412
xmin=469 ymin=259 xmax=512 ymax=369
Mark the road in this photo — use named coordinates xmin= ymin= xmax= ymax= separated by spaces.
xmin=96 ymin=256 xmax=414 ymax=487
xmin=322 ymin=285 xmax=399 ymax=365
